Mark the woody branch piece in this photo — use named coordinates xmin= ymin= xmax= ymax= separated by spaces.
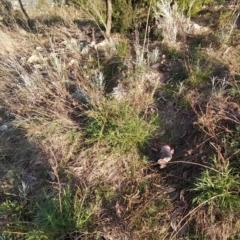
xmin=17 ymin=0 xmax=35 ymax=32
xmin=106 ymin=0 xmax=112 ymax=40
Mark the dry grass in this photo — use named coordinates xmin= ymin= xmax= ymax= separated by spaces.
xmin=0 ymin=26 xmax=27 ymax=56
xmin=0 ymin=4 xmax=170 ymax=239
xmin=154 ymin=0 xmax=190 ymax=44
xmin=1 ymin=1 xmax=240 ymax=239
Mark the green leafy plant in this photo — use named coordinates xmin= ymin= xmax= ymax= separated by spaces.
xmin=185 ymin=48 xmax=213 ymax=87
xmin=34 ymin=188 xmax=75 ymax=237
xmin=66 ymin=0 xmax=156 ymax=33
xmin=109 ymin=0 xmax=158 ymax=33
xmin=33 ymin=187 xmax=95 ymax=238
xmin=86 ymin=98 xmax=159 ymax=152
xmin=191 ymin=159 xmax=240 ymax=211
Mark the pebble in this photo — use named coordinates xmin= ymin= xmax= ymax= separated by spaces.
xmin=0 ymin=124 xmax=9 ymax=132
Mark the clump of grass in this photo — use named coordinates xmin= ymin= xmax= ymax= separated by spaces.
xmin=191 ymin=158 xmax=240 ymax=211
xmin=34 ymin=187 xmax=75 ymax=238
xmin=0 ymin=187 xmax=97 ymax=239
xmin=228 ymin=124 xmax=240 ymax=159
xmin=210 ymin=76 xmax=229 ymax=98
xmin=185 ymin=47 xmax=213 ymax=87
xmin=185 ymin=157 xmax=240 ymax=239
xmin=33 ymin=186 xmax=96 ymax=239
xmin=216 ymin=7 xmax=239 ymax=44
xmin=0 ymin=34 xmax=86 ymax=163
xmin=86 ymin=98 xmax=159 ymax=152
xmin=154 ymin=0 xmax=190 ymax=44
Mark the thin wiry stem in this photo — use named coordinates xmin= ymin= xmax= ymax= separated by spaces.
xmin=168 ymin=160 xmax=221 ymax=173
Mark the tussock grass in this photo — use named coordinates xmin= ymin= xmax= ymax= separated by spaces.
xmin=86 ymin=98 xmax=159 ymax=152
xmin=154 ymin=0 xmax=190 ymax=44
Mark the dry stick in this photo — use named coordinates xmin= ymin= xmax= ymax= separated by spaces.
xmin=138 ymin=1 xmax=152 ymax=89
xmin=4 ymin=231 xmax=26 ymax=235
xmin=105 ymin=0 xmax=112 ymax=40
xmin=169 ymin=193 xmax=229 ymax=240
xmin=142 ymin=0 xmax=152 ymax=54
xmin=17 ymin=0 xmax=29 ymax=20
xmin=17 ymin=0 xmax=34 ymax=31
xmin=226 ymin=149 xmax=240 ymax=161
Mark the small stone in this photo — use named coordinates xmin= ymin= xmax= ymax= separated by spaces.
xmin=71 ymin=89 xmax=87 ymax=104
xmin=187 ymin=23 xmax=210 ymax=35
xmin=18 ymin=29 xmax=27 ymax=36
xmin=36 ymin=46 xmax=44 ymax=52
xmin=79 ymin=41 xmax=88 ymax=51
xmin=27 ymin=54 xmax=43 ymax=64
xmin=0 ymin=124 xmax=8 ymax=132
xmin=60 ymin=40 xmax=68 ymax=46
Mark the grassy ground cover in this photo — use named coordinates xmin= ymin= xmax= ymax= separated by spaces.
xmin=0 ymin=0 xmax=240 ymax=239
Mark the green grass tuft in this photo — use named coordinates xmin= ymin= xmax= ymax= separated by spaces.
xmin=191 ymin=159 xmax=240 ymax=211
xmin=86 ymin=98 xmax=160 ymax=152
